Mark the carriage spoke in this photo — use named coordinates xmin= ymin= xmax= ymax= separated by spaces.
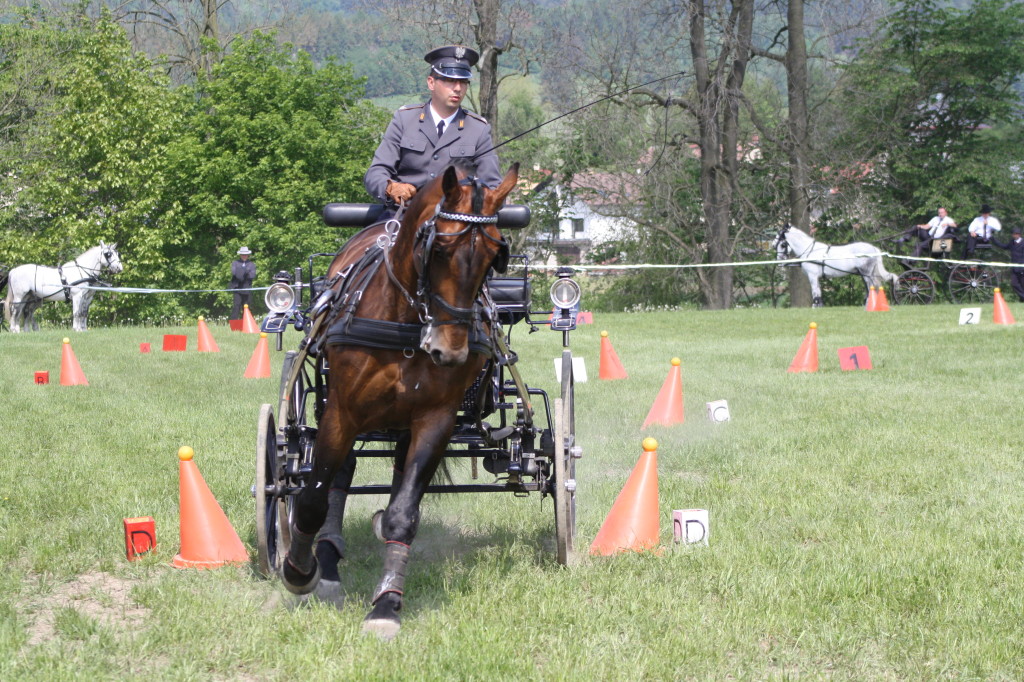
xmin=894 ymin=270 xmax=936 ymax=305
xmin=949 ymin=263 xmax=999 ymax=304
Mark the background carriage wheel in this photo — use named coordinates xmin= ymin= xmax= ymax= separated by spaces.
xmin=255 ymin=403 xmax=290 ymax=577
xmin=893 ymin=270 xmax=936 ymax=304
xmin=948 ymin=262 xmax=999 ymax=304
xmin=553 ymin=350 xmax=578 ymax=566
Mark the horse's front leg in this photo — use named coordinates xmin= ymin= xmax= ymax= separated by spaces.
xmin=363 ymin=415 xmax=454 ymax=640
xmin=808 ymin=269 xmax=824 ymax=307
xmin=281 ymin=405 xmax=355 ymax=595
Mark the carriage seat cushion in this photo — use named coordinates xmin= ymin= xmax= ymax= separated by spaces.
xmin=488 ymin=276 xmax=531 ymax=324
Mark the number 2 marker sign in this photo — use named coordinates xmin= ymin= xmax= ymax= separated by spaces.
xmin=838 ymin=346 xmax=872 ymax=371
xmin=959 ymin=307 xmax=981 ymax=325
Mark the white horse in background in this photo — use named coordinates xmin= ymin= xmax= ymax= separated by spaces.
xmin=4 ymin=242 xmax=123 ymax=332
xmin=772 ymin=225 xmax=898 ymax=307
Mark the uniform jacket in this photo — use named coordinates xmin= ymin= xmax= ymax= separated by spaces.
xmin=364 ymin=102 xmax=501 ymax=202
xmin=230 ymin=259 xmax=256 ymax=289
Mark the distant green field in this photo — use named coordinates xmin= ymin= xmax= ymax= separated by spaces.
xmin=2 ymin=303 xmax=1023 ymax=679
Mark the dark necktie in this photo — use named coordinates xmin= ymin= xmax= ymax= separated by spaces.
xmin=437 ymin=120 xmax=445 ymax=140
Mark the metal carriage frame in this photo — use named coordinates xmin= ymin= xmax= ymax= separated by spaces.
xmin=892 ymin=234 xmax=1002 ymax=305
xmin=254 ymin=203 xmax=582 ymax=577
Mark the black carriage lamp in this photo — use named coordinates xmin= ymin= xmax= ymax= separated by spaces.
xmin=549 ymin=266 xmax=581 ymax=333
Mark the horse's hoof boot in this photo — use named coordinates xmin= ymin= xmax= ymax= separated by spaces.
xmin=362 ymin=618 xmax=401 ymax=641
xmin=281 ymin=557 xmax=320 ymax=595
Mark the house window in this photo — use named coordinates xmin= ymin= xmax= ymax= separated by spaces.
xmin=571 ymin=218 xmax=585 ymax=237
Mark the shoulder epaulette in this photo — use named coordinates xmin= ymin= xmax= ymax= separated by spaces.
xmin=398 ymin=103 xmax=426 ymax=112
xmin=463 ymin=110 xmax=488 ymax=124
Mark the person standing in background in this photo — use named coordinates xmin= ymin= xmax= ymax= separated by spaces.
xmin=230 ymin=246 xmax=256 ymax=320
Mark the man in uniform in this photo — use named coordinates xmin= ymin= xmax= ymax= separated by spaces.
xmin=364 ymin=45 xmax=501 ymax=207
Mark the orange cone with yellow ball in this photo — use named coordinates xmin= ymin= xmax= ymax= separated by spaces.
xmin=196 ymin=316 xmax=220 ymax=352
xmin=598 ymin=331 xmax=628 ymax=380
xmin=875 ymin=285 xmax=891 ymax=311
xmin=787 ymin=322 xmax=819 ymax=373
xmin=590 ymin=437 xmax=660 ymax=556
xmin=59 ymin=337 xmax=89 ymax=386
xmin=244 ymin=332 xmax=271 ymax=379
xmin=172 ymin=446 xmax=248 ymax=569
xmin=993 ymin=288 xmax=1016 ymax=325
xmin=642 ymin=358 xmax=684 ymax=427
xmin=242 ymin=304 xmax=259 ymax=334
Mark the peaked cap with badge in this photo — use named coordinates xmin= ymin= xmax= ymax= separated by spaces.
xmin=425 ymin=45 xmax=479 ymax=80
xmin=363 ymin=45 xmax=500 ymax=203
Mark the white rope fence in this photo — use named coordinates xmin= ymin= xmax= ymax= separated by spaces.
xmin=72 ymin=251 xmax=1020 ymax=294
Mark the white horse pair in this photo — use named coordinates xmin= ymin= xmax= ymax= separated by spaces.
xmin=772 ymin=225 xmax=897 ymax=307
xmin=4 ymin=242 xmax=123 ymax=332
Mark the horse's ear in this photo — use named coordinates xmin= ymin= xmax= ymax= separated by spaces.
xmin=493 ymin=163 xmax=520 ymax=204
xmin=442 ymin=166 xmax=462 ymax=204
xmin=110 ymin=243 xmax=118 ymax=250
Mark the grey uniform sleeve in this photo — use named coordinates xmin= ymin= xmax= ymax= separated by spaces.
xmin=364 ymin=111 xmax=406 ymax=202
xmin=473 ymin=124 xmax=501 ymax=189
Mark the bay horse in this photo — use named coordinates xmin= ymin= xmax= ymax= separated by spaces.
xmin=772 ymin=225 xmax=897 ymax=307
xmin=5 ymin=242 xmax=123 ymax=332
xmin=281 ymin=163 xmax=519 ymax=639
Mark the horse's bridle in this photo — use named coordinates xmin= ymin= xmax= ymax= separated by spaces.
xmin=386 ymin=176 xmax=508 ymax=330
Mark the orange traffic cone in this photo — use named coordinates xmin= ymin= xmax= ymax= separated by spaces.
xmin=787 ymin=322 xmax=819 ymax=373
xmin=590 ymin=437 xmax=660 ymax=556
xmin=172 ymin=446 xmax=248 ymax=569
xmin=642 ymin=358 xmax=684 ymax=427
xmin=59 ymin=337 xmax=88 ymax=386
xmin=242 ymin=304 xmax=259 ymax=333
xmin=876 ymin=285 xmax=891 ymax=311
xmin=197 ymin=316 xmax=220 ymax=352
xmin=865 ymin=286 xmax=878 ymax=312
xmin=993 ymin=287 xmax=1016 ymax=325
xmin=598 ymin=331 xmax=628 ymax=380
xmin=244 ymin=332 xmax=271 ymax=378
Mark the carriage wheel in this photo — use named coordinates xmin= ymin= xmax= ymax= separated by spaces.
xmin=553 ymin=350 xmax=578 ymax=566
xmin=255 ymin=403 xmax=290 ymax=577
xmin=893 ymin=269 xmax=936 ymax=304
xmin=949 ymin=262 xmax=999 ymax=304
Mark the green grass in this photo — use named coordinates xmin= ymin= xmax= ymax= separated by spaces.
xmin=2 ymin=305 xmax=1024 ymax=680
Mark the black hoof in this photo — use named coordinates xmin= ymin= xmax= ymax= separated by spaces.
xmin=315 ymin=540 xmax=344 ymax=582
xmin=281 ymin=555 xmax=320 ymax=595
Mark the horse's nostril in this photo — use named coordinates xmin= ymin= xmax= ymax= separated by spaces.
xmin=429 ymin=349 xmax=445 ymax=365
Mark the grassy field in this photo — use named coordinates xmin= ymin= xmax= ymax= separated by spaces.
xmin=2 ymin=303 xmax=1023 ymax=680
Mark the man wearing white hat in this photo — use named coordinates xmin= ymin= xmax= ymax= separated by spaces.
xmin=230 ymin=246 xmax=256 ymax=320
xmin=363 ymin=45 xmax=501 ymax=209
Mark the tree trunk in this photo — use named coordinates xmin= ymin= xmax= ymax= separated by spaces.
xmin=786 ymin=0 xmax=813 ymax=307
xmin=689 ymin=0 xmax=754 ymax=309
xmin=472 ymin=0 xmax=500 ymax=144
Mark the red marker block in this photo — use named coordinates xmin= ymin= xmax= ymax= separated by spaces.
xmin=34 ymin=371 xmax=49 ymax=384
xmin=162 ymin=334 xmax=187 ymax=351
xmin=838 ymin=346 xmax=872 ymax=371
xmin=124 ymin=516 xmax=156 ymax=560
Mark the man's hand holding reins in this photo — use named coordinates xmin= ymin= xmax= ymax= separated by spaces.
xmin=386 ymin=180 xmax=416 ymax=204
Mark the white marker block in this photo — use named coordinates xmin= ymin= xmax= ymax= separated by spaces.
xmin=959 ymin=307 xmax=982 ymax=325
xmin=705 ymin=399 xmax=730 ymax=422
xmin=553 ymin=357 xmax=588 ymax=383
xmin=673 ymin=509 xmax=709 ymax=545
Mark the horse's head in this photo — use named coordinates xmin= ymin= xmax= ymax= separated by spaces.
xmin=99 ymin=241 xmax=123 ymax=274
xmin=771 ymin=225 xmax=791 ymax=260
xmin=413 ymin=162 xmax=519 ymax=367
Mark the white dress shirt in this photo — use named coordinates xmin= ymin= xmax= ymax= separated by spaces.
xmin=927 ymin=215 xmax=956 ymax=238
xmin=968 ymin=215 xmax=1002 ymax=240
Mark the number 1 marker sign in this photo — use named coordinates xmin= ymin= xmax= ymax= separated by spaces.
xmin=838 ymin=346 xmax=872 ymax=371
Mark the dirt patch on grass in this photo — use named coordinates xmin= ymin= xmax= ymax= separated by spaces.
xmin=25 ymin=571 xmax=149 ymax=646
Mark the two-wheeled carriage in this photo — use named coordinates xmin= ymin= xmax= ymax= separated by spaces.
xmin=253 ymin=166 xmax=582 ymax=636
xmin=892 ymin=233 xmax=1001 ymax=304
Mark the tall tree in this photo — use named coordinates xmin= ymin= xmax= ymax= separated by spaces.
xmin=841 ymin=0 xmax=1024 ymax=222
